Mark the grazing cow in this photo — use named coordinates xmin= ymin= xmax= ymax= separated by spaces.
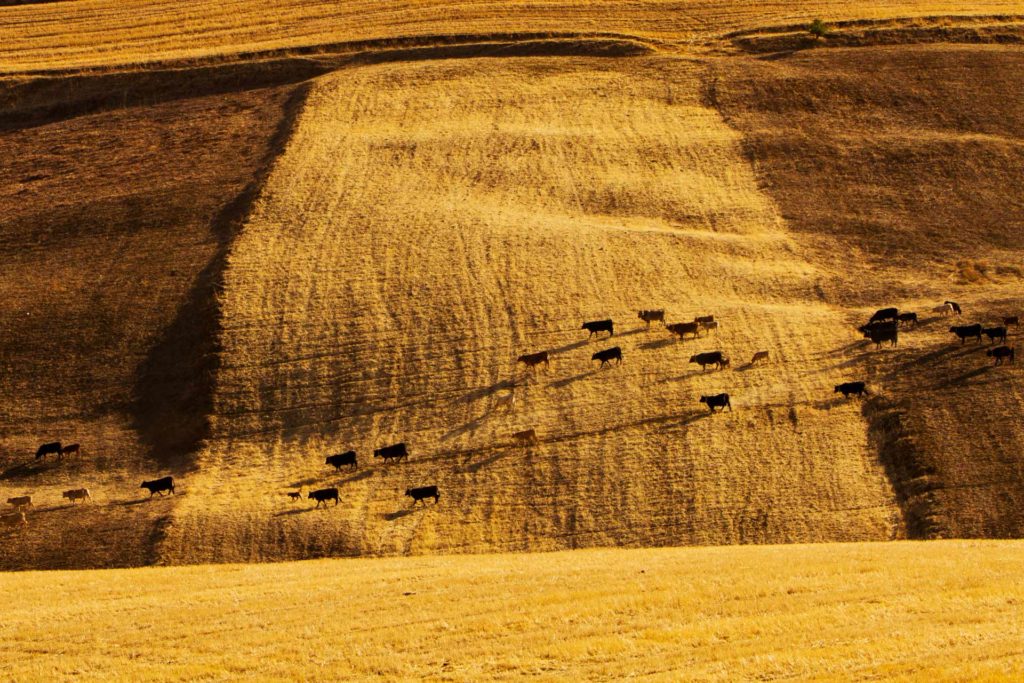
xmin=374 ymin=443 xmax=408 ymax=463
xmin=933 ymin=303 xmax=955 ymax=316
xmin=699 ymin=393 xmax=732 ymax=413
xmin=592 ymin=346 xmax=622 ymax=368
xmin=582 ymin=319 xmax=614 ymax=338
xmin=694 ymin=315 xmax=715 ymax=325
xmin=0 ymin=512 xmax=27 ymax=530
xmin=406 ymin=486 xmax=440 ymax=505
xmin=326 ymin=451 xmax=357 ymax=471
xmin=700 ymin=320 xmax=719 ymax=334
xmin=35 ymin=442 xmax=61 ymax=460
xmin=983 ymin=326 xmax=1008 ymax=344
xmin=140 ymin=476 xmax=175 ymax=497
xmin=512 ymin=429 xmax=538 ymax=446
xmin=6 ymin=496 xmax=32 ymax=511
xmin=869 ymin=307 xmax=899 ymax=324
xmin=751 ymin=350 xmax=770 ymax=365
xmin=866 ymin=327 xmax=898 ymax=349
xmin=945 ymin=300 xmax=962 ymax=316
xmin=517 ymin=351 xmax=549 ymax=370
xmin=62 ymin=488 xmax=91 ymax=504
xmin=834 ymin=382 xmax=867 ymax=398
xmin=287 ymin=491 xmax=302 ymax=502
xmin=950 ymin=324 xmax=983 ymax=344
xmin=309 ymin=487 xmax=340 ymax=508
xmin=987 ymin=346 xmax=1015 ymax=366
xmin=897 ymin=312 xmax=918 ymax=327
xmin=689 ymin=351 xmax=728 ymax=371
xmin=638 ymin=309 xmax=665 ymax=328
xmin=667 ymin=322 xmax=701 ymax=340
xmin=60 ymin=443 xmax=81 ymax=458
xmin=1004 ymin=316 xmax=1019 ymax=327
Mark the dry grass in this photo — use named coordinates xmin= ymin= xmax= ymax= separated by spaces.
xmin=2 ymin=541 xmax=1023 ymax=680
xmin=162 ymin=54 xmax=902 ymax=564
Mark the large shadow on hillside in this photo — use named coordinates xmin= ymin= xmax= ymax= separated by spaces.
xmin=129 ymin=83 xmax=313 ymax=471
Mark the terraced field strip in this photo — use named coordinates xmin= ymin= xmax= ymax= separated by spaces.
xmin=3 ymin=0 xmax=1024 ymax=73
xmin=2 ymin=541 xmax=1022 ymax=680
xmin=162 ymin=54 xmax=897 ymax=564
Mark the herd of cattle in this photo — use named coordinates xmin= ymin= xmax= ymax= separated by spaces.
xmin=2 ymin=300 xmax=1018 ymax=529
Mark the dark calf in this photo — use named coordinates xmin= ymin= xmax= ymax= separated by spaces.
xmin=834 ymin=382 xmax=867 ymax=398
xmin=983 ymin=327 xmax=1007 ymax=344
xmin=987 ymin=346 xmax=1015 ymax=366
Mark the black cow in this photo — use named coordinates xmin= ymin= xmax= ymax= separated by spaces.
xmin=667 ymin=322 xmax=700 ymax=339
xmin=699 ymin=393 xmax=731 ymax=413
xmin=374 ymin=443 xmax=408 ymax=463
xmin=326 ymin=450 xmax=357 ymax=471
xmin=859 ymin=321 xmax=897 ymax=335
xmin=945 ymin=300 xmax=962 ymax=316
xmin=309 ymin=487 xmax=340 ymax=508
xmin=140 ymin=476 xmax=175 ymax=497
xmin=869 ymin=307 xmax=899 ymax=323
xmin=987 ymin=346 xmax=1015 ymax=366
xmin=983 ymin=326 xmax=1008 ymax=344
xmin=35 ymin=442 xmax=61 ymax=460
xmin=950 ymin=324 xmax=983 ymax=344
xmin=834 ymin=382 xmax=867 ymax=398
xmin=638 ymin=310 xmax=665 ymax=328
xmin=866 ymin=327 xmax=898 ymax=349
xmin=689 ymin=351 xmax=728 ymax=371
xmin=582 ymin=319 xmax=614 ymax=338
xmin=592 ymin=346 xmax=622 ymax=367
xmin=517 ymin=351 xmax=549 ymax=369
xmin=405 ymin=486 xmax=440 ymax=505
xmin=897 ymin=312 xmax=918 ymax=327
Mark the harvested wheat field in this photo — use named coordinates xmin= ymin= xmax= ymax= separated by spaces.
xmin=2 ymin=541 xmax=1023 ymax=680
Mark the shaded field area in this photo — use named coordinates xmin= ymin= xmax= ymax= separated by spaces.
xmin=0 ymin=80 xmax=302 ymax=569
xmin=712 ymin=44 xmax=1024 ymax=537
xmin=2 ymin=541 xmax=1022 ymax=680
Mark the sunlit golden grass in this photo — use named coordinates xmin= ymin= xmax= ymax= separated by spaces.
xmin=162 ymin=53 xmax=902 ymax=564
xmin=1 ymin=0 xmax=1023 ymax=73
xmin=2 ymin=541 xmax=1023 ymax=680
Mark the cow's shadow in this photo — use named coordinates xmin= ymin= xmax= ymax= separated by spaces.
xmin=274 ymin=507 xmax=316 ymax=517
xmin=336 ymin=469 xmax=374 ymax=485
xmin=639 ymin=337 xmax=676 ymax=351
xmin=549 ymin=369 xmax=596 ymax=389
xmin=657 ymin=369 xmax=704 ymax=384
xmin=935 ymin=365 xmax=991 ymax=389
xmin=442 ymin=412 xmax=488 ymax=441
xmin=287 ymin=476 xmax=321 ymax=489
xmin=461 ymin=450 xmax=511 ymax=474
xmin=459 ymin=378 xmax=516 ymax=404
xmin=383 ymin=508 xmax=415 ymax=521
xmin=0 ymin=461 xmax=52 ymax=481
xmin=549 ymin=339 xmax=590 ymax=355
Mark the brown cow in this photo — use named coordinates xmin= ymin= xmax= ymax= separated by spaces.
xmin=62 ymin=488 xmax=91 ymax=504
xmin=512 ymin=429 xmax=538 ymax=446
xmin=517 ymin=351 xmax=549 ymax=370
xmin=751 ymin=351 xmax=769 ymax=364
xmin=638 ymin=310 xmax=665 ymax=328
xmin=6 ymin=496 xmax=32 ymax=511
xmin=667 ymin=322 xmax=700 ymax=340
xmin=60 ymin=443 xmax=81 ymax=458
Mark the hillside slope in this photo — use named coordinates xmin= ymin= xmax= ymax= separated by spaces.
xmin=0 ymin=82 xmax=303 ymax=569
xmin=162 ymin=54 xmax=898 ymax=564
xmin=712 ymin=43 xmax=1024 ymax=537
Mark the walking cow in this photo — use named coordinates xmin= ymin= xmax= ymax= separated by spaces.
xmin=950 ymin=324 xmax=983 ymax=344
xmin=406 ymin=486 xmax=440 ymax=505
xmin=140 ymin=476 xmax=175 ymax=497
xmin=699 ymin=393 xmax=732 ymax=413
xmin=638 ymin=310 xmax=665 ymax=328
xmin=592 ymin=347 xmax=622 ymax=368
xmin=326 ymin=451 xmax=357 ymax=471
xmin=689 ymin=351 xmax=729 ymax=371
xmin=374 ymin=443 xmax=408 ymax=463
xmin=834 ymin=382 xmax=868 ymax=398
xmin=987 ymin=346 xmax=1015 ymax=366
xmin=582 ymin=319 xmax=614 ymax=338
xmin=309 ymin=488 xmax=340 ymax=508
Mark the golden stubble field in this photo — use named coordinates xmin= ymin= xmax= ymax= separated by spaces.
xmin=2 ymin=541 xmax=1022 ymax=680
xmin=163 ymin=54 xmax=901 ymax=564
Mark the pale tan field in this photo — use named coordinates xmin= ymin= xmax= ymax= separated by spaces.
xmin=2 ymin=541 xmax=1023 ymax=680
xmin=1 ymin=0 xmax=1022 ymax=73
